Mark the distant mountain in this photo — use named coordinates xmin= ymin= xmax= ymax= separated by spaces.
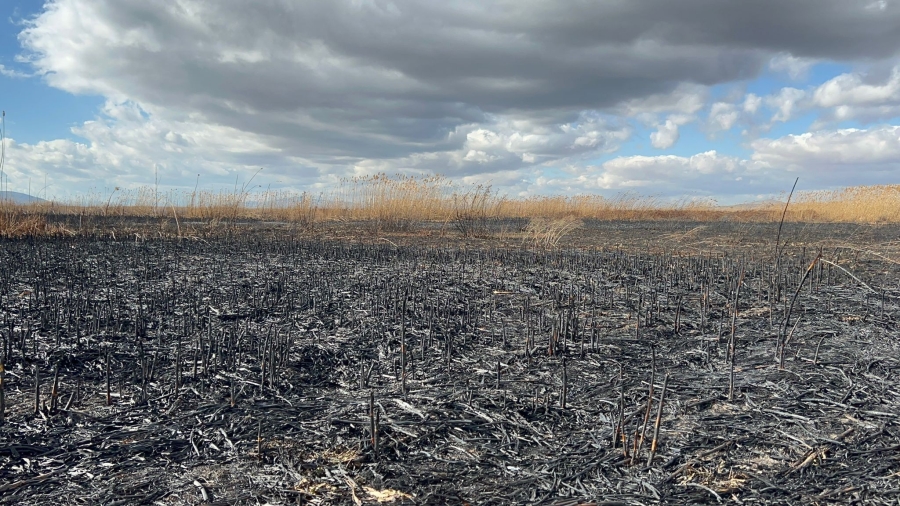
xmin=0 ymin=191 xmax=47 ymax=204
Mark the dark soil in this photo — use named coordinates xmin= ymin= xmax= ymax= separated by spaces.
xmin=1 ymin=221 xmax=898 ymax=505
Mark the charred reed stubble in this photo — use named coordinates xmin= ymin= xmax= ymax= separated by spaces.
xmin=0 ymin=224 xmax=895 ymax=504
xmin=0 ymin=362 xmax=4 ymax=422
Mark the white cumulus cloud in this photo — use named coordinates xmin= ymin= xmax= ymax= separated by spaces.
xmin=648 ymin=114 xmax=695 ymax=149
xmin=708 ymin=102 xmax=740 ymax=132
xmin=809 ymin=65 xmax=900 ymax=124
xmin=0 ymin=64 xmax=31 ymax=78
xmin=814 ymin=67 xmax=900 ymax=107
xmin=769 ymin=53 xmax=817 ymax=80
xmin=743 ymin=94 xmax=763 ymax=114
xmin=650 ymin=120 xmax=680 ymax=149
xmin=751 ymin=125 xmax=900 ymax=170
xmin=766 ymin=88 xmax=808 ymax=123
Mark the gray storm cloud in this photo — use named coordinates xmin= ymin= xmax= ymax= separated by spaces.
xmin=20 ymin=1 xmax=900 ymax=157
xmin=8 ymin=0 xmax=900 ymax=197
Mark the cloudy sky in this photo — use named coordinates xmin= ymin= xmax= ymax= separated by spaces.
xmin=1 ymin=0 xmax=900 ymax=202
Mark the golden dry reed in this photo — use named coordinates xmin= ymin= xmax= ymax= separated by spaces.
xmin=2 ymin=175 xmax=900 ymax=236
xmin=778 ymin=185 xmax=900 ymax=223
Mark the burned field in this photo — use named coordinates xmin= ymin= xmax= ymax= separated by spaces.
xmin=0 ymin=223 xmax=898 ymax=505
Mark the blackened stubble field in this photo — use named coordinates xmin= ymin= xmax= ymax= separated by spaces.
xmin=0 ymin=220 xmax=898 ymax=505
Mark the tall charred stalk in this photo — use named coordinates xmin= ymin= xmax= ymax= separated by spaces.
xmin=779 ymin=252 xmax=822 ymax=368
xmin=369 ymin=390 xmax=379 ymax=459
xmin=729 ymin=266 xmax=745 ymax=401
xmin=105 ymin=350 xmax=112 ymax=406
xmin=647 ymin=373 xmax=669 ymax=467
xmin=674 ymin=295 xmax=682 ymax=334
xmin=400 ymin=293 xmax=407 ymax=396
xmin=257 ymin=419 xmax=262 ymax=460
xmin=175 ymin=336 xmax=182 ymax=397
xmin=50 ymin=364 xmax=59 ymax=412
xmin=615 ymin=367 xmax=625 ymax=450
xmin=637 ymin=346 xmax=656 ymax=460
xmin=34 ymin=364 xmax=40 ymax=415
xmin=771 ymin=177 xmax=799 ymax=327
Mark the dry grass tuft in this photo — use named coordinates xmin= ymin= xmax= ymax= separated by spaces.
xmin=524 ymin=216 xmax=583 ymax=247
xmin=364 ymin=486 xmax=414 ymax=503
xmin=679 ymin=463 xmax=748 ymax=494
xmin=665 ymin=225 xmax=708 ymax=242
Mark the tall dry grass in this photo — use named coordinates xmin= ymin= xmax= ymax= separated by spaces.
xmin=770 ymin=185 xmax=900 ymax=223
xmin=494 ymin=194 xmax=724 ymax=221
xmin=330 ymin=174 xmax=453 ymax=230
xmin=2 ymin=176 xmax=899 ymax=237
xmin=0 ymin=201 xmax=57 ymax=237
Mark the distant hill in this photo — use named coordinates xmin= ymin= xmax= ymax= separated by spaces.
xmin=720 ymin=199 xmax=781 ymax=211
xmin=0 ymin=191 xmax=47 ymax=204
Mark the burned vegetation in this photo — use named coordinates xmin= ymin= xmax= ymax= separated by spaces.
xmin=0 ymin=224 xmax=898 ymax=505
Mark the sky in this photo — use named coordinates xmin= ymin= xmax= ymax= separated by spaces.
xmin=1 ymin=0 xmax=900 ymax=203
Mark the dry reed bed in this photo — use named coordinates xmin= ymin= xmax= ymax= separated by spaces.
xmin=0 ymin=225 xmax=897 ymax=505
xmin=4 ymin=180 xmax=900 ymax=238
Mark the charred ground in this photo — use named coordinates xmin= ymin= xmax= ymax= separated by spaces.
xmin=0 ymin=220 xmax=898 ymax=505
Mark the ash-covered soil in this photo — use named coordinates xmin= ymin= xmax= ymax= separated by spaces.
xmin=1 ymin=222 xmax=898 ymax=505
